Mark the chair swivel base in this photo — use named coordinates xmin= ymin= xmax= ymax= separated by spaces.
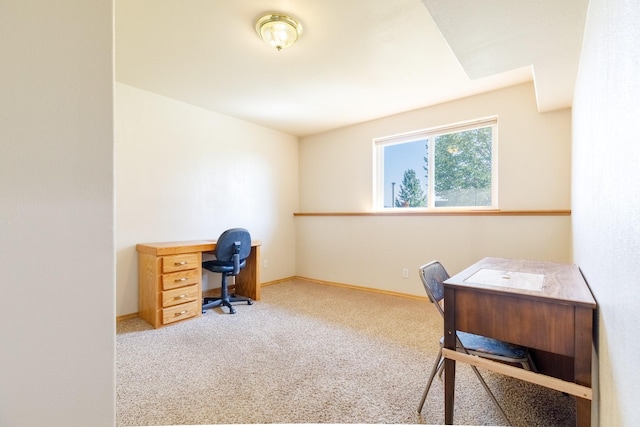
xmin=202 ymin=295 xmax=253 ymax=314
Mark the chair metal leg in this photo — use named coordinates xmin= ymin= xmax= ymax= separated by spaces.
xmin=221 ymin=298 xmax=236 ymax=314
xmin=202 ymin=297 xmax=223 ymax=313
xmin=203 ymin=296 xmax=237 ymax=314
xmin=203 ymin=295 xmax=252 ymax=314
xmin=229 ymin=295 xmax=253 ymax=305
xmin=417 ymin=348 xmax=444 ymax=413
xmin=202 ymin=272 xmax=253 ymax=314
xmin=448 ymin=335 xmax=511 ymax=425
xmin=469 ymin=364 xmax=511 ymax=425
xmin=524 ymin=353 xmax=537 ymax=372
xmin=417 ymin=347 xmax=510 ymax=425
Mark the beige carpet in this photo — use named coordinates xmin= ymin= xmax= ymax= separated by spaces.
xmin=116 ymin=279 xmax=575 ymax=426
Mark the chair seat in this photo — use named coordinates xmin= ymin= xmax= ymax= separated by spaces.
xmin=202 ymin=259 xmax=246 ymax=274
xmin=440 ymin=332 xmax=528 ymax=359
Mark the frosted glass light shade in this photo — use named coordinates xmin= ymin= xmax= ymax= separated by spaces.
xmin=256 ymin=13 xmax=302 ymax=51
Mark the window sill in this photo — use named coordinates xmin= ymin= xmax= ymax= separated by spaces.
xmin=293 ymin=209 xmax=571 ymax=217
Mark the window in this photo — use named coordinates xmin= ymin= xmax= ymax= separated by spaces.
xmin=374 ymin=118 xmax=497 ymax=210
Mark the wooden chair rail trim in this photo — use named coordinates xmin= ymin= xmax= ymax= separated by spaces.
xmin=293 ymin=209 xmax=571 ymax=217
xmin=442 ymin=348 xmax=592 ymax=400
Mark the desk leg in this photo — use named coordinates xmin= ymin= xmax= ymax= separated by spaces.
xmin=444 ymin=357 xmax=456 ymax=424
xmin=574 ymin=307 xmax=593 ymax=427
xmin=444 ymin=288 xmax=457 ymax=425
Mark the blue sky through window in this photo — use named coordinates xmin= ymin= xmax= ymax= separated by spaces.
xmin=383 ymin=139 xmax=428 ymax=207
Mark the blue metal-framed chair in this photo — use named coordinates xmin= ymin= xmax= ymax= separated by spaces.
xmin=202 ymin=228 xmax=253 ymax=314
xmin=417 ymin=260 xmax=537 ymax=423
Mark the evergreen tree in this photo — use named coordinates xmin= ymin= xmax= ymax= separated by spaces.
xmin=395 ymin=169 xmax=426 ymax=207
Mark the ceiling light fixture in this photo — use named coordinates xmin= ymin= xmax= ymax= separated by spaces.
xmin=255 ymin=13 xmax=302 ymax=51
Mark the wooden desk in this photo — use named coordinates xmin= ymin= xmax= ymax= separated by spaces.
xmin=442 ymin=257 xmax=596 ymax=426
xmin=137 ymin=240 xmax=261 ymax=328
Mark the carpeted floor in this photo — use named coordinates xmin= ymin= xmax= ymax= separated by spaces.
xmin=116 ymin=279 xmax=575 ymax=426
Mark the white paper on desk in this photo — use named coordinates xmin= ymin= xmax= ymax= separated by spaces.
xmin=464 ymin=269 xmax=544 ymax=291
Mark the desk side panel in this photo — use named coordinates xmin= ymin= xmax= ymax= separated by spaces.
xmin=235 ymin=245 xmax=261 ymax=300
xmin=453 ymin=288 xmax=575 ymax=356
xmin=574 ymin=305 xmax=594 ymax=426
xmin=138 ymin=252 xmax=161 ymax=327
xmin=574 ymin=306 xmax=594 ymax=387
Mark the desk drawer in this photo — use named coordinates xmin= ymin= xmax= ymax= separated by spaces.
xmin=162 ymin=300 xmax=198 ymax=325
xmin=162 ymin=268 xmax=200 ymax=290
xmin=162 ymin=253 xmax=199 ymax=273
xmin=162 ymin=284 xmax=199 ymax=308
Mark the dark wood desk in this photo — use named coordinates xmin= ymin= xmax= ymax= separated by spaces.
xmin=443 ymin=257 xmax=596 ymax=426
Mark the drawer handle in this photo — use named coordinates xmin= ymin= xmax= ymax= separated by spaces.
xmin=174 ymin=294 xmax=188 ymax=300
xmin=175 ymin=310 xmax=187 ymax=317
xmin=175 ymin=261 xmax=187 ymax=266
xmin=175 ymin=277 xmax=188 ymax=282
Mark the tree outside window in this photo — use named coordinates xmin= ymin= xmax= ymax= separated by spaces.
xmin=395 ymin=169 xmax=426 ymax=207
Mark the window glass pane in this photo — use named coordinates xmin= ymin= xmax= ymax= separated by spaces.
xmin=382 ymin=140 xmax=428 ymax=207
xmin=434 ymin=127 xmax=493 ymax=207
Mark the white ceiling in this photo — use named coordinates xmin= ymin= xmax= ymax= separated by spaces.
xmin=115 ymin=0 xmax=588 ymax=137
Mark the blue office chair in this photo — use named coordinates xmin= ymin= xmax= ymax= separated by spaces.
xmin=417 ymin=260 xmax=537 ymax=423
xmin=202 ymin=228 xmax=253 ymax=314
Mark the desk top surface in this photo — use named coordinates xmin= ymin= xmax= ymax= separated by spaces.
xmin=444 ymin=257 xmax=596 ymax=308
xmin=137 ymin=239 xmax=261 ymax=256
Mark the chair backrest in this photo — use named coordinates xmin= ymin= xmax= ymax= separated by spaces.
xmin=418 ymin=260 xmax=450 ymax=318
xmin=214 ymin=228 xmax=252 ymax=263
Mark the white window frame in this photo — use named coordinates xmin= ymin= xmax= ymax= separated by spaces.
xmin=373 ymin=117 xmax=498 ymax=211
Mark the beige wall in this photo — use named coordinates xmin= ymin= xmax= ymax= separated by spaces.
xmin=115 ymin=83 xmax=299 ymax=316
xmin=0 ymin=1 xmax=115 ymax=425
xmin=297 ymin=82 xmax=572 ymax=295
xmin=572 ymin=0 xmax=640 ymax=425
